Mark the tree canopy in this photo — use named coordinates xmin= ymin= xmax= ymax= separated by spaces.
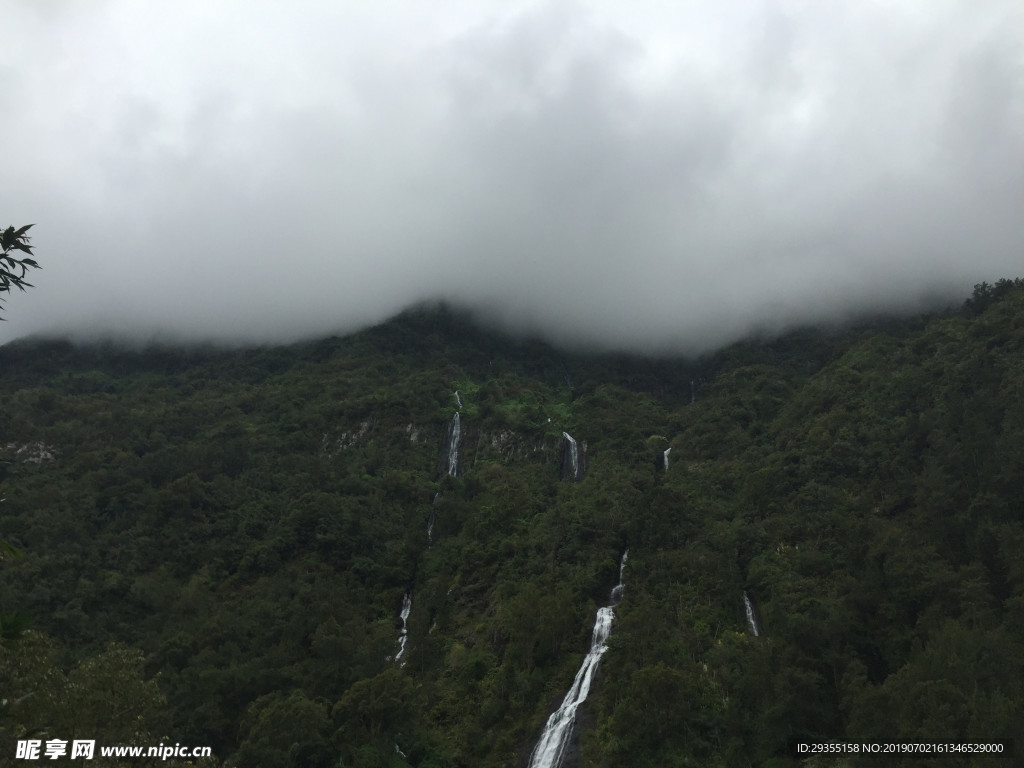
xmin=0 ymin=224 xmax=40 ymax=318
xmin=2 ymin=287 xmax=1024 ymax=766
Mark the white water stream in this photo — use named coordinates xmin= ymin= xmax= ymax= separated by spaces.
xmin=393 ymin=592 xmax=413 ymax=664
xmin=446 ymin=412 xmax=461 ymax=477
xmin=562 ymin=432 xmax=580 ymax=482
xmin=743 ymin=591 xmax=761 ymax=637
xmin=431 ymin=393 xmax=464 ymax=541
xmin=427 ymin=497 xmax=437 ymax=543
xmin=528 ymin=551 xmax=628 ymax=768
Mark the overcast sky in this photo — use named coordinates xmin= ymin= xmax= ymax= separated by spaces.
xmin=2 ymin=0 xmax=1022 ymax=353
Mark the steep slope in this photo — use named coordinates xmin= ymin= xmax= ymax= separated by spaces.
xmin=1 ymin=287 xmax=1022 ymax=767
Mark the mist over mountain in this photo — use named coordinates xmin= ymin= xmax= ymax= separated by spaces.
xmin=2 ymin=284 xmax=1024 ymax=765
xmin=2 ymin=1 xmax=1023 ymax=352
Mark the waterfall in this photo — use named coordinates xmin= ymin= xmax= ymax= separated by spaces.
xmin=528 ymin=551 xmax=628 ymax=768
xmin=563 ymin=432 xmax=578 ymax=478
xmin=610 ymin=550 xmax=627 ymax=603
xmin=394 ymin=592 xmax=413 ymax=664
xmin=562 ymin=432 xmax=582 ymax=482
xmin=446 ymin=411 xmax=461 ymax=477
xmin=433 ymin=390 xmax=463 ymax=538
xmin=663 ymin=446 xmax=671 ymax=471
xmin=743 ymin=591 xmax=761 ymax=637
xmin=428 ymin=493 xmax=439 ymax=542
xmin=690 ymin=379 xmax=695 ymax=404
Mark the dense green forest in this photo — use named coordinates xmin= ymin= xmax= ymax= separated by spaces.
xmin=2 ymin=282 xmax=1023 ymax=767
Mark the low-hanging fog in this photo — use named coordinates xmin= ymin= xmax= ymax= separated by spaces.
xmin=2 ymin=0 xmax=1022 ymax=354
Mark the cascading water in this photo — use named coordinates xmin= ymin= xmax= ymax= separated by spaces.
xmin=663 ymin=446 xmax=671 ymax=471
xmin=690 ymin=379 xmax=696 ymax=404
xmin=446 ymin=412 xmax=461 ymax=477
xmin=432 ymin=393 xmax=464 ymax=540
xmin=610 ymin=550 xmax=627 ymax=602
xmin=562 ymin=432 xmax=581 ymax=482
xmin=394 ymin=592 xmax=413 ymax=664
xmin=427 ymin=495 xmax=438 ymax=543
xmin=528 ymin=551 xmax=628 ymax=768
xmin=743 ymin=591 xmax=761 ymax=637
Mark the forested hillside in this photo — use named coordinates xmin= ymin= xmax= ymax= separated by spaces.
xmin=2 ymin=283 xmax=1023 ymax=767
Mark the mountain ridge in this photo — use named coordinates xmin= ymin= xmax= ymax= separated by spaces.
xmin=1 ymin=283 xmax=1022 ymax=767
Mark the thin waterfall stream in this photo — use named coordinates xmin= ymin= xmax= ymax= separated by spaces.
xmin=743 ymin=590 xmax=762 ymax=637
xmin=445 ymin=391 xmax=462 ymax=478
xmin=427 ymin=494 xmax=438 ymax=543
xmin=431 ymin=393 xmax=463 ymax=542
xmin=528 ymin=550 xmax=628 ymax=768
xmin=562 ymin=432 xmax=581 ymax=482
xmin=391 ymin=592 xmax=413 ymax=665
xmin=446 ymin=412 xmax=461 ymax=477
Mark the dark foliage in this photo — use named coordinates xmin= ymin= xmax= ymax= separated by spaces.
xmin=0 ymin=224 xmax=40 ymax=318
xmin=2 ymin=284 xmax=1024 ymax=767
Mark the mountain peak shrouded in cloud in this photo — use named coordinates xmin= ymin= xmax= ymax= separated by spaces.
xmin=2 ymin=0 xmax=1022 ymax=353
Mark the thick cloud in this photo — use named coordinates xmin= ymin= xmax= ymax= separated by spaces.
xmin=2 ymin=0 xmax=1022 ymax=353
